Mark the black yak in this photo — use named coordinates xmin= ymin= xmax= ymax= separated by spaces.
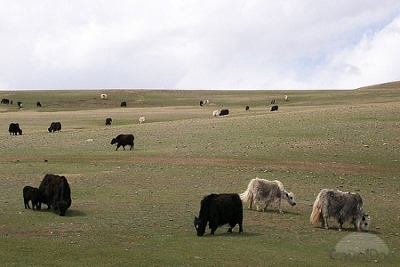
xmin=23 ymin=186 xmax=41 ymax=210
xmin=105 ymin=118 xmax=112 ymax=125
xmin=310 ymin=189 xmax=370 ymax=231
xmin=120 ymin=101 xmax=127 ymax=107
xmin=194 ymin=193 xmax=243 ymax=236
xmin=9 ymin=123 xmax=22 ymax=135
xmin=39 ymin=174 xmax=72 ymax=216
xmin=48 ymin=122 xmax=62 ymax=132
xmin=111 ymin=134 xmax=134 ymax=150
xmin=271 ymin=105 xmax=278 ymax=111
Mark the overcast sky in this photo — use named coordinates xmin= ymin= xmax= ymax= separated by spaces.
xmin=1 ymin=1 xmax=400 ymax=90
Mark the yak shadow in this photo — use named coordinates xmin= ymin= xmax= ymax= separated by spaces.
xmin=65 ymin=209 xmax=87 ymax=217
xmin=35 ymin=208 xmax=86 ymax=217
xmin=248 ymin=209 xmax=301 ymax=216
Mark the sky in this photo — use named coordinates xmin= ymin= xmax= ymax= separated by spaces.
xmin=1 ymin=0 xmax=400 ymax=90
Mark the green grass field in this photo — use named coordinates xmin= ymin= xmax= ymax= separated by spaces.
xmin=0 ymin=83 xmax=399 ymax=266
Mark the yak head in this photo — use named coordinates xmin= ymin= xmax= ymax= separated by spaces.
xmin=354 ymin=214 xmax=371 ymax=232
xmin=194 ymin=217 xmax=207 ymax=236
xmin=57 ymin=200 xmax=69 ymax=216
xmin=110 ymin=138 xmax=118 ymax=145
xmin=284 ymin=192 xmax=297 ymax=206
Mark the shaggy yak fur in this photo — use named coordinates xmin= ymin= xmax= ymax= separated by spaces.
xmin=39 ymin=174 xmax=72 ymax=216
xmin=240 ymin=178 xmax=296 ymax=213
xmin=194 ymin=193 xmax=243 ymax=236
xmin=110 ymin=134 xmax=135 ymax=150
xmin=23 ymin=186 xmax=41 ymax=210
xmin=310 ymin=189 xmax=371 ymax=231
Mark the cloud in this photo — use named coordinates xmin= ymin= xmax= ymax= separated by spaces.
xmin=0 ymin=1 xmax=400 ymax=90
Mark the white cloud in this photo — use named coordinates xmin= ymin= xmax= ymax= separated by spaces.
xmin=0 ymin=0 xmax=400 ymax=90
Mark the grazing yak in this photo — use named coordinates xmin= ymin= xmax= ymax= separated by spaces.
xmin=213 ymin=109 xmax=230 ymax=116
xmin=36 ymin=101 xmax=42 ymax=107
xmin=105 ymin=118 xmax=112 ymax=125
xmin=139 ymin=115 xmax=145 ymax=123
xmin=101 ymin=93 xmax=108 ymax=99
xmin=23 ymin=186 xmax=41 ymax=210
xmin=111 ymin=134 xmax=134 ymax=150
xmin=17 ymin=101 xmax=22 ymax=108
xmin=48 ymin=122 xmax=62 ymax=132
xmin=271 ymin=105 xmax=278 ymax=111
xmin=120 ymin=101 xmax=127 ymax=107
xmin=240 ymin=178 xmax=296 ymax=213
xmin=9 ymin=123 xmax=22 ymax=135
xmin=39 ymin=174 xmax=72 ymax=216
xmin=245 ymin=105 xmax=250 ymax=111
xmin=310 ymin=189 xmax=370 ymax=232
xmin=194 ymin=193 xmax=243 ymax=236
xmin=1 ymin=98 xmax=10 ymax=104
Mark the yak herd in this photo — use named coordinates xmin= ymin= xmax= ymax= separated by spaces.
xmin=194 ymin=178 xmax=370 ymax=236
xmin=7 ymin=94 xmax=370 ymax=237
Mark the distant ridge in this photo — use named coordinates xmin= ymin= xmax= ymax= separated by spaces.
xmin=357 ymin=81 xmax=400 ymax=90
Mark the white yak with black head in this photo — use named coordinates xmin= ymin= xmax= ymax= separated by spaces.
xmin=310 ymin=189 xmax=370 ymax=232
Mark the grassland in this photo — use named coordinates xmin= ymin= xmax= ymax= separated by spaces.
xmin=0 ymin=83 xmax=399 ymax=266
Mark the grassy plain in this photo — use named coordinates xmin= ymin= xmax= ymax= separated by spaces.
xmin=0 ymin=83 xmax=399 ymax=266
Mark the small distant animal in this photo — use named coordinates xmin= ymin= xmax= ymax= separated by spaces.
xmin=1 ymin=98 xmax=10 ymax=104
xmin=245 ymin=105 xmax=250 ymax=111
xmin=23 ymin=186 xmax=41 ymax=210
xmin=39 ymin=174 xmax=72 ymax=216
xmin=105 ymin=118 xmax=112 ymax=125
xmin=310 ymin=189 xmax=371 ymax=232
xmin=212 ymin=110 xmax=219 ymax=116
xmin=120 ymin=101 xmax=127 ymax=107
xmin=199 ymin=100 xmax=203 ymax=106
xmin=17 ymin=101 xmax=22 ymax=108
xmin=101 ymin=93 xmax=108 ymax=99
xmin=240 ymin=178 xmax=296 ymax=213
xmin=271 ymin=99 xmax=276 ymax=104
xmin=271 ymin=105 xmax=278 ymax=111
xmin=219 ymin=109 xmax=229 ymax=116
xmin=194 ymin=193 xmax=243 ymax=236
xmin=9 ymin=123 xmax=22 ymax=135
xmin=285 ymin=95 xmax=288 ymax=101
xmin=37 ymin=101 xmax=42 ymax=107
xmin=111 ymin=134 xmax=134 ymax=150
xmin=139 ymin=115 xmax=145 ymax=123
xmin=48 ymin=122 xmax=62 ymax=132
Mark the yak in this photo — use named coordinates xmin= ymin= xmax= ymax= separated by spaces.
xmin=194 ymin=193 xmax=243 ymax=236
xmin=111 ymin=134 xmax=134 ymax=150
xmin=39 ymin=174 xmax=72 ymax=216
xmin=23 ymin=186 xmax=41 ymax=210
xmin=120 ymin=101 xmax=127 ymax=107
xmin=9 ymin=123 xmax=22 ymax=135
xmin=48 ymin=122 xmax=62 ymax=132
xmin=310 ymin=189 xmax=370 ymax=232
xmin=271 ymin=105 xmax=278 ymax=111
xmin=240 ymin=178 xmax=296 ymax=213
xmin=105 ymin=118 xmax=112 ymax=125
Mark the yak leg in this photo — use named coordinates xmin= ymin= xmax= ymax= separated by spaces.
xmin=276 ymin=198 xmax=283 ymax=213
xmin=24 ymin=200 xmax=30 ymax=209
xmin=322 ymin=215 xmax=329 ymax=229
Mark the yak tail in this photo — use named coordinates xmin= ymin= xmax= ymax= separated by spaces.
xmin=240 ymin=188 xmax=251 ymax=203
xmin=240 ymin=179 xmax=255 ymax=203
xmin=310 ymin=192 xmax=323 ymax=225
